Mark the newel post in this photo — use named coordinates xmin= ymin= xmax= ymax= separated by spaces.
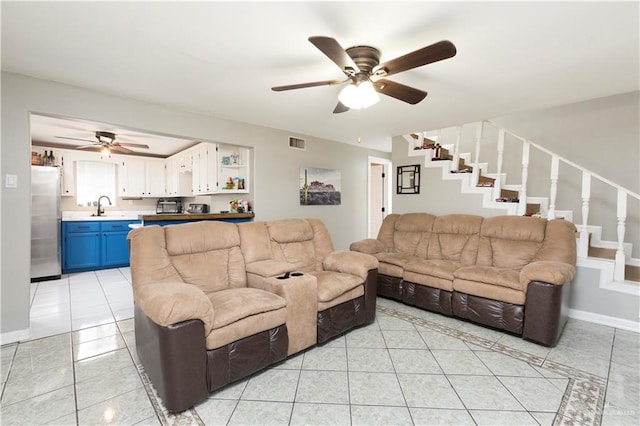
xmin=614 ymin=189 xmax=627 ymax=281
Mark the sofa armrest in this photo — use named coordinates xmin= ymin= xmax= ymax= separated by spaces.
xmin=245 ymin=260 xmax=297 ymax=278
xmin=323 ymin=250 xmax=379 ymax=280
xmin=135 ymin=281 xmax=215 ymax=335
xmin=520 ymin=261 xmax=576 ymax=288
xmin=350 ymin=238 xmax=386 ymax=255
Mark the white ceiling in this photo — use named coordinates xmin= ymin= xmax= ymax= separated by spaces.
xmin=2 ymin=1 xmax=638 ymax=154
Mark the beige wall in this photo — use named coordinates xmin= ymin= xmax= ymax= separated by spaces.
xmin=1 ymin=72 xmax=389 ymax=336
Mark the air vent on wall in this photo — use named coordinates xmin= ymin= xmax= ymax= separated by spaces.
xmin=288 ymin=136 xmax=306 ymax=150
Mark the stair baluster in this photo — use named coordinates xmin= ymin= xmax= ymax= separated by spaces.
xmin=451 ymin=126 xmax=462 ymax=172
xmin=615 ymin=189 xmax=628 ymax=281
xmin=578 ymin=171 xmax=592 ymax=257
xmin=518 ymin=141 xmax=530 ymax=215
xmin=548 ymin=156 xmax=559 ymax=220
xmin=493 ymin=129 xmax=505 ymax=201
xmin=472 ymin=122 xmax=483 ymax=185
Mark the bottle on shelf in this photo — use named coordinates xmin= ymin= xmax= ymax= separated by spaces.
xmin=49 ymin=151 xmax=56 ymax=166
xmin=42 ymin=150 xmax=50 ymax=166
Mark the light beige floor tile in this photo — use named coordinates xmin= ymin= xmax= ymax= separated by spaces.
xmin=417 ymin=327 xmax=470 ymax=350
xmin=73 ymin=333 xmax=126 ymax=361
xmin=295 ymin=370 xmax=349 ymax=404
xmin=431 ymin=349 xmax=492 ymax=375
xmin=409 ymin=408 xmax=475 ymax=425
xmin=448 ymin=375 xmax=525 ymax=410
xmin=301 ymin=345 xmax=347 ymax=371
xmin=469 ymin=409 xmax=539 ymax=425
xmin=72 ymin=323 xmax=120 ymax=345
xmin=290 ymin=402 xmax=351 ymax=426
xmin=475 ymin=351 xmax=542 ymax=377
xmin=345 ymin=325 xmax=386 ymax=348
xmin=241 ymin=368 xmax=299 ymax=402
xmin=195 ymin=398 xmax=238 ymax=425
xmin=498 ymin=376 xmax=564 ymax=412
xmin=382 ymin=329 xmax=428 ymax=349
xmin=389 ymin=348 xmax=443 ymax=374
xmin=347 ymin=347 xmax=394 ymax=372
xmin=397 ymin=373 xmax=465 ymax=409
xmin=74 ymin=347 xmax=135 ymax=383
xmin=77 ymin=386 xmax=155 ymax=425
xmin=228 ymin=400 xmax=292 ymax=425
xmin=349 ymin=371 xmax=405 ymax=406
xmin=8 ymin=344 xmax=72 ymax=379
xmin=2 ymin=363 xmax=74 ymax=405
xmin=0 ymin=385 xmax=76 ymax=425
xmin=75 ymin=364 xmax=143 ymax=409
xmin=351 ymin=404 xmax=413 ymax=426
xmin=377 ymin=313 xmax=418 ymax=331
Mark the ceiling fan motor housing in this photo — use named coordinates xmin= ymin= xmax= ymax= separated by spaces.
xmin=345 ymin=46 xmax=381 ymax=75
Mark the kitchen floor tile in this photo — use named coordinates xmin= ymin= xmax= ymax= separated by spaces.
xmin=388 ymin=348 xmax=443 ymax=374
xmin=350 ymin=404 xmax=414 ymax=426
xmin=448 ymin=375 xmax=525 ymax=411
xmin=295 ymin=370 xmax=349 ymax=404
xmin=497 ymin=376 xmax=565 ymax=412
xmin=76 ymin=386 xmax=154 ymax=425
xmin=1 ymin=363 xmax=74 ymax=405
xmin=397 ymin=373 xmax=465 ymax=409
xmin=409 ymin=407 xmax=475 ymax=425
xmin=349 ymin=371 xmax=405 ymax=406
xmin=74 ymin=363 xmax=143 ymax=410
xmin=0 ymin=384 xmax=76 ymax=425
xmin=228 ymin=400 xmax=293 ymax=425
xmin=468 ymin=409 xmax=539 ymax=425
xmin=382 ymin=329 xmax=428 ymax=349
xmin=241 ymin=368 xmax=299 ymax=402
xmin=347 ymin=347 xmax=394 ymax=372
xmin=73 ymin=333 xmax=126 ymax=361
xmin=431 ymin=349 xmax=493 ymax=375
xmin=301 ymin=345 xmax=347 ymax=371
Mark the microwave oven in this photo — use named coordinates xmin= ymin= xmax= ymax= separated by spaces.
xmin=156 ymin=199 xmax=182 ymax=214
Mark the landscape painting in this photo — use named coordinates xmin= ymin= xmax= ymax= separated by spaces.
xmin=300 ymin=167 xmax=341 ymax=205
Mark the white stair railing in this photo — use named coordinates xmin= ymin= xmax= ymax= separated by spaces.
xmin=405 ymin=120 xmax=640 ymax=282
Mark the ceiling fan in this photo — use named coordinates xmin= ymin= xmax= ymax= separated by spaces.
xmin=272 ymin=36 xmax=457 ymax=113
xmin=55 ymin=131 xmax=150 ymax=154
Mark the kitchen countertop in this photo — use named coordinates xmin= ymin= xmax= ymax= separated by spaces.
xmin=62 ymin=215 xmax=142 ymax=222
xmin=140 ymin=212 xmax=255 ymax=221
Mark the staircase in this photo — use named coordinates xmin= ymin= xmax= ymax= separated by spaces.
xmin=404 ymin=121 xmax=640 ymax=293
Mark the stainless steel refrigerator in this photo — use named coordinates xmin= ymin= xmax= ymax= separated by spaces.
xmin=31 ymin=165 xmax=62 ymax=281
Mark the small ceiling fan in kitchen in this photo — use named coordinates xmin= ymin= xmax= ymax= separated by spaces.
xmin=55 ymin=131 xmax=150 ymax=155
xmin=271 ymin=36 xmax=457 ymax=113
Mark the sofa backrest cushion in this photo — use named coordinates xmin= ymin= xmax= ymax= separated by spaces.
xmin=128 ymin=225 xmax=183 ymax=290
xmin=376 ymin=214 xmax=399 ymax=250
xmin=237 ymin=222 xmax=273 ymax=263
xmin=477 ymin=216 xmax=546 ymax=270
xmin=164 ymin=221 xmax=247 ymax=293
xmin=428 ymin=214 xmax=482 ymax=265
xmin=392 ymin=213 xmax=436 ymax=256
xmin=266 ymin=218 xmax=318 ymax=271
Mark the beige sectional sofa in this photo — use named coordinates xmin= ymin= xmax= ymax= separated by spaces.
xmin=128 ymin=218 xmax=378 ymax=412
xmin=350 ymin=213 xmax=576 ymax=346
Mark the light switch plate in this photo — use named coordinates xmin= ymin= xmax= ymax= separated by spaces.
xmin=5 ymin=174 xmax=18 ymax=188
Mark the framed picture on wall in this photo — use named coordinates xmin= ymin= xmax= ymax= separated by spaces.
xmin=300 ymin=167 xmax=341 ymax=205
xmin=397 ymin=164 xmax=420 ymax=194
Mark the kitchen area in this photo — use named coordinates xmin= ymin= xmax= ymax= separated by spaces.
xmin=30 ymin=113 xmax=254 ymax=280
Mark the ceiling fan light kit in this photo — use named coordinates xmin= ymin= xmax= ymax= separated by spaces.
xmin=272 ymin=36 xmax=456 ymax=113
xmin=338 ymin=81 xmax=380 ymax=109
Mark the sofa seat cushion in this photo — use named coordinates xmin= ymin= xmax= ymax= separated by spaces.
xmin=208 ymin=288 xmax=286 ymax=329
xmin=376 ymin=252 xmax=420 ymax=267
xmin=454 ymin=266 xmax=522 ymax=291
xmin=307 ymin=271 xmax=362 ymax=303
xmin=403 ymin=259 xmax=458 ymax=291
xmin=453 ymin=279 xmax=525 ymax=305
xmin=405 ymin=259 xmax=457 ymax=280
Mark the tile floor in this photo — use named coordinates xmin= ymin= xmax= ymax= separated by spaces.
xmin=0 ymin=267 xmax=638 ymax=425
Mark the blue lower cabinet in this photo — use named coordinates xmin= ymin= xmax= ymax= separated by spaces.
xmin=63 ymin=220 xmax=139 ymax=273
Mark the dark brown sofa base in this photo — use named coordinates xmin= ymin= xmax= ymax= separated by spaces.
xmin=317 ymin=269 xmax=378 ymax=344
xmin=135 ymin=305 xmax=288 ymax=413
xmin=376 ymin=273 xmax=569 ymax=347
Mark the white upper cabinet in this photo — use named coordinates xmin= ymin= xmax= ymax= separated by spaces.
xmin=190 ymin=143 xmax=218 ymax=195
xmin=119 ymin=158 xmax=166 ymax=197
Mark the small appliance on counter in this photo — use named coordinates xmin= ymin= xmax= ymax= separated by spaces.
xmin=186 ymin=203 xmax=209 ymax=214
xmin=156 ymin=198 xmax=183 ymax=214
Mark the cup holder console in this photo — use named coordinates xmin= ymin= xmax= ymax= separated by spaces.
xmin=277 ymin=272 xmax=304 ymax=280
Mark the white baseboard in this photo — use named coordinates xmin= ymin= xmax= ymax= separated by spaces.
xmin=568 ymin=308 xmax=640 ymax=333
xmin=0 ymin=328 xmax=30 ymax=345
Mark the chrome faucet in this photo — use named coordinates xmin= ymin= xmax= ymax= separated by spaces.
xmin=97 ymin=195 xmax=112 ymax=217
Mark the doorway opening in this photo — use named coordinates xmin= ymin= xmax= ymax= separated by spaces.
xmin=367 ymin=156 xmax=392 ymax=238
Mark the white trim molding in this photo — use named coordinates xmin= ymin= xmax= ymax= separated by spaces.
xmin=0 ymin=328 xmax=30 ymax=345
xmin=568 ymin=308 xmax=640 ymax=333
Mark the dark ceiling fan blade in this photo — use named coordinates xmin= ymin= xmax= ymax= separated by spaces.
xmin=272 ymin=79 xmax=345 ymax=91
xmin=308 ymin=36 xmax=360 ymax=75
xmin=110 ymin=145 xmax=134 ymax=154
xmin=374 ymin=40 xmax=457 ymax=77
xmin=55 ymin=136 xmax=97 ymax=143
xmin=116 ymin=142 xmax=150 ymax=149
xmin=333 ymin=102 xmax=350 ymax=114
xmin=374 ymin=79 xmax=428 ymax=104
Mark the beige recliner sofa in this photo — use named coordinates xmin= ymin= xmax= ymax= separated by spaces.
xmin=128 ymin=218 xmax=377 ymax=412
xmin=350 ymin=213 xmax=576 ymax=346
